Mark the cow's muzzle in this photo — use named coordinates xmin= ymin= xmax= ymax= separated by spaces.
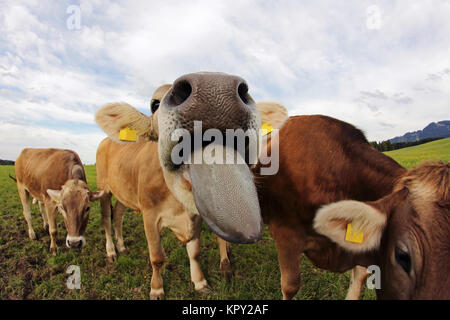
xmin=66 ymin=236 xmax=86 ymax=249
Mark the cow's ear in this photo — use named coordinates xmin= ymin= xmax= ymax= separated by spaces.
xmin=47 ymin=189 xmax=62 ymax=204
xmin=256 ymin=101 xmax=289 ymax=129
xmin=314 ymin=188 xmax=409 ymax=253
xmin=95 ymin=103 xmax=158 ymax=142
xmin=313 ymin=200 xmax=388 ymax=253
xmin=89 ymin=190 xmax=105 ymax=202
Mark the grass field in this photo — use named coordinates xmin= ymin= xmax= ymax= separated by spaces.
xmin=0 ymin=139 xmax=448 ymax=300
xmin=384 ymin=137 xmax=450 ymax=169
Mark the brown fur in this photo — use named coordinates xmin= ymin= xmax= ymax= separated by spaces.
xmin=375 ymin=162 xmax=450 ymax=299
xmin=15 ymin=148 xmax=87 ymax=196
xmin=13 ymin=148 xmax=99 ymax=251
xmin=96 ymin=137 xmax=231 ymax=298
xmin=254 ymin=115 xmax=407 ymax=299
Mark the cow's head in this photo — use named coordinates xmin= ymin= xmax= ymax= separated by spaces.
xmin=47 ymin=179 xmax=103 ymax=249
xmin=96 ymin=72 xmax=288 ymax=243
xmin=314 ymin=161 xmax=450 ymax=299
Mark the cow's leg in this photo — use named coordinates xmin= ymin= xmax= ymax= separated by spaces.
xmin=17 ymin=183 xmax=36 ymax=240
xmin=113 ymin=200 xmax=127 ymax=254
xmin=217 ymin=236 xmax=233 ymax=280
xmin=100 ymin=193 xmax=116 ymax=262
xmin=271 ymin=225 xmax=304 ymax=300
xmin=142 ymin=210 xmax=166 ymax=300
xmin=44 ymin=200 xmax=58 ymax=253
xmin=186 ymin=215 xmax=209 ymax=293
xmin=38 ymin=201 xmax=49 ymax=233
xmin=277 ymin=244 xmax=302 ymax=300
xmin=345 ymin=266 xmax=368 ymax=300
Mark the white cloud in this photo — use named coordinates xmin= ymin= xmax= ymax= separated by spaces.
xmin=0 ymin=121 xmax=104 ymax=164
xmin=0 ymin=0 xmax=450 ymax=163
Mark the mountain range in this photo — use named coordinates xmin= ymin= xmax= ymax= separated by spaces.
xmin=390 ymin=120 xmax=450 ymax=143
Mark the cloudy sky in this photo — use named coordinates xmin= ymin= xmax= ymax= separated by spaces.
xmin=1 ymin=0 xmax=449 ymax=164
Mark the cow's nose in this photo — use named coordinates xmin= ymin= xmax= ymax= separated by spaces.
xmin=167 ymin=78 xmax=192 ymax=107
xmin=164 ymin=72 xmax=255 ymax=132
xmin=67 ymin=239 xmax=82 ymax=249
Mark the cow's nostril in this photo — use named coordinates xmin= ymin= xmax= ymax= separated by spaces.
xmin=238 ymin=82 xmax=249 ymax=104
xmin=68 ymin=240 xmax=82 ymax=248
xmin=169 ymin=80 xmax=192 ymax=106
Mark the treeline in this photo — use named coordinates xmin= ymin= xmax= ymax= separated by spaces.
xmin=370 ymin=137 xmax=444 ymax=152
xmin=0 ymin=160 xmax=14 ymax=165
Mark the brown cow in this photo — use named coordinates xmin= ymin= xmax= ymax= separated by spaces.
xmin=95 ymin=79 xmax=288 ymax=299
xmin=255 ymin=115 xmax=449 ymax=299
xmin=13 ymin=148 xmax=103 ymax=252
xmin=100 ymin=72 xmax=436 ymax=299
xmin=315 ymin=161 xmax=449 ymax=299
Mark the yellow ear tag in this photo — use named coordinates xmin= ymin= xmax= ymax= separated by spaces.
xmin=345 ymin=223 xmax=364 ymax=244
xmin=54 ymin=199 xmax=59 ymax=204
xmin=119 ymin=127 xmax=137 ymax=141
xmin=261 ymin=122 xmax=274 ymax=136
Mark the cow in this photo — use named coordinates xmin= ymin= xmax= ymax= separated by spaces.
xmin=12 ymin=148 xmax=104 ymax=252
xmin=95 ymin=72 xmax=288 ymax=299
xmin=254 ymin=115 xmax=449 ymax=299
xmin=95 ymin=71 xmax=446 ymax=299
xmin=314 ymin=161 xmax=449 ymax=299
xmin=96 ymin=137 xmax=212 ymax=299
xmin=95 ymin=72 xmax=384 ymax=300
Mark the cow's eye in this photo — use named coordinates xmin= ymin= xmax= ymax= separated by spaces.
xmin=395 ymin=245 xmax=411 ymax=274
xmin=151 ymin=100 xmax=160 ymax=113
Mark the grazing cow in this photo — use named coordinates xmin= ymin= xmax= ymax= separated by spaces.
xmin=96 ymin=73 xmax=286 ymax=298
xmin=12 ymin=148 xmax=103 ymax=252
xmin=254 ymin=116 xmax=449 ymax=299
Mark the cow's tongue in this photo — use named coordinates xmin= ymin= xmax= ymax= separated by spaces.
xmin=188 ymin=144 xmax=264 ymax=244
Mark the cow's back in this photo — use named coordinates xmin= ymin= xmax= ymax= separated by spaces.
xmin=258 ymin=115 xmax=406 ymax=223
xmin=255 ymin=115 xmax=407 ymax=271
xmin=15 ymin=148 xmax=85 ymax=200
xmin=96 ymin=138 xmax=172 ymax=211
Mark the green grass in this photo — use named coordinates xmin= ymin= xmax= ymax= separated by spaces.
xmin=384 ymin=137 xmax=450 ymax=169
xmin=1 ymin=139 xmax=447 ymax=300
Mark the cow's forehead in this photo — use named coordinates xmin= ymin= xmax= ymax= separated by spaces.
xmin=62 ymin=180 xmax=90 ymax=203
xmin=388 ymin=164 xmax=449 ymax=254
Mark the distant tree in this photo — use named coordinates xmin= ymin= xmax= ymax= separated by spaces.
xmin=369 ymin=137 xmax=444 ymax=152
xmin=0 ymin=160 xmax=15 ymax=165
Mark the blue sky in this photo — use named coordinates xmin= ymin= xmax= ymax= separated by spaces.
xmin=1 ymin=0 xmax=449 ymax=164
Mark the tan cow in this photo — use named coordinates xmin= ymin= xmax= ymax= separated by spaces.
xmin=95 ymin=73 xmax=263 ymax=248
xmin=12 ymin=148 xmax=103 ymax=252
xmin=95 ymin=78 xmax=288 ymax=299
xmin=96 ymin=138 xmax=210 ymax=299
